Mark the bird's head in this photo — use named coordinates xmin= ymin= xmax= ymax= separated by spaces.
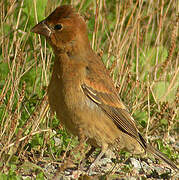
xmin=31 ymin=5 xmax=90 ymax=55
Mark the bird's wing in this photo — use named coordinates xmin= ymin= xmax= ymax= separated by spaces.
xmin=81 ymin=79 xmax=146 ymax=148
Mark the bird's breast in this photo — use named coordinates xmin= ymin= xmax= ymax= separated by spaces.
xmin=47 ymin=58 xmax=90 ymax=134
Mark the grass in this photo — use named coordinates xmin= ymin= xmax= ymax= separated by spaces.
xmin=0 ymin=0 xmax=178 ymax=179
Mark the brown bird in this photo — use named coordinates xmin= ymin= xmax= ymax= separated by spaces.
xmin=31 ymin=5 xmax=178 ymax=171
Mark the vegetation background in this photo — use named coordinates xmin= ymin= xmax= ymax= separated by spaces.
xmin=0 ymin=0 xmax=178 ymax=179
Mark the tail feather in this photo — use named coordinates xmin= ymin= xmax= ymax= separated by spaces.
xmin=146 ymin=143 xmax=178 ymax=171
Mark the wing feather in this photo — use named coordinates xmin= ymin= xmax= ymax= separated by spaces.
xmin=81 ymin=83 xmax=146 ymax=148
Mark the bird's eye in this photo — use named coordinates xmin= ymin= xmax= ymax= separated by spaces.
xmin=54 ymin=24 xmax=63 ymax=30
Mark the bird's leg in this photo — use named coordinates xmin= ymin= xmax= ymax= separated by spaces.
xmin=85 ymin=146 xmax=96 ymax=160
xmin=79 ymin=146 xmax=96 ymax=170
xmin=59 ymin=128 xmax=86 ymax=172
xmin=70 ymin=128 xmax=87 ymax=161
xmin=87 ymin=144 xmax=108 ymax=174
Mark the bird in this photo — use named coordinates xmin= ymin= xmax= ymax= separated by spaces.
xmin=31 ymin=5 xmax=178 ymax=171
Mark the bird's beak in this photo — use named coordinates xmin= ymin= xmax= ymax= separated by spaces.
xmin=31 ymin=20 xmax=51 ymax=37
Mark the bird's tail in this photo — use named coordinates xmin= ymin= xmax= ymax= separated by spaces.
xmin=146 ymin=143 xmax=178 ymax=171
